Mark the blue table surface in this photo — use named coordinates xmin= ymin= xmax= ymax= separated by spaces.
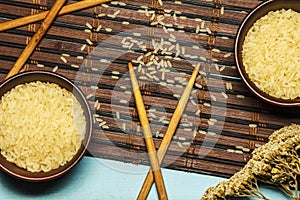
xmin=0 ymin=157 xmax=289 ymax=200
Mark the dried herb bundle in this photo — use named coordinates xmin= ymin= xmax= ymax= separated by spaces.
xmin=201 ymin=124 xmax=300 ymax=200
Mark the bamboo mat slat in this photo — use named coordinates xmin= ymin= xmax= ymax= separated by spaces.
xmin=0 ymin=0 xmax=299 ymax=178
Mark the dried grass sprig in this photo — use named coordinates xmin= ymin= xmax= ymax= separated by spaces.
xmin=201 ymin=124 xmax=300 ymax=200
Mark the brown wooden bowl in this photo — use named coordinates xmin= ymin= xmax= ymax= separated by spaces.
xmin=234 ymin=0 xmax=300 ymax=107
xmin=0 ymin=71 xmax=92 ymax=182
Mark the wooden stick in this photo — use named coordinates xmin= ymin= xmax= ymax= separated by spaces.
xmin=5 ymin=0 xmax=67 ymax=80
xmin=0 ymin=0 xmax=112 ymax=32
xmin=137 ymin=63 xmax=200 ymax=200
xmin=128 ymin=62 xmax=168 ymax=200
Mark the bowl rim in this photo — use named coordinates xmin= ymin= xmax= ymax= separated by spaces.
xmin=234 ymin=0 xmax=300 ymax=107
xmin=0 ymin=70 xmax=93 ymax=182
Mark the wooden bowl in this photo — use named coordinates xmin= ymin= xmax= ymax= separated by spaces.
xmin=234 ymin=0 xmax=300 ymax=107
xmin=0 ymin=71 xmax=92 ymax=182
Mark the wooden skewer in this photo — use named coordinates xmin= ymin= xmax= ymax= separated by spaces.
xmin=128 ymin=62 xmax=168 ymax=200
xmin=137 ymin=63 xmax=200 ymax=200
xmin=0 ymin=0 xmax=112 ymax=32
xmin=5 ymin=0 xmax=67 ymax=80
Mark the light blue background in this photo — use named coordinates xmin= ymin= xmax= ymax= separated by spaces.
xmin=0 ymin=157 xmax=289 ymax=199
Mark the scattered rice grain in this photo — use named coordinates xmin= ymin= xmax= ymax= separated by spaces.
xmin=255 ymin=143 xmax=262 ymax=148
xmin=111 ymin=76 xmax=119 ymax=80
xmin=86 ymin=94 xmax=93 ymax=99
xmin=120 ymin=100 xmax=128 ymax=104
xmin=191 ymin=99 xmax=197 ymax=106
xmin=98 ymin=13 xmax=106 ymax=17
xmin=95 ymin=118 xmax=103 ymax=122
xmin=221 ymin=36 xmax=229 ymax=40
xmin=227 ymin=149 xmax=235 ymax=153
xmin=223 ymin=53 xmax=231 ymax=58
xmin=203 ymin=102 xmax=211 ymax=107
xmin=207 ymin=121 xmax=215 ymax=126
xmin=221 ymin=92 xmax=228 ymax=99
xmin=242 ymin=148 xmax=251 ymax=152
xmin=219 ymin=66 xmax=226 ymax=72
xmin=36 ymin=64 xmax=44 ymax=68
xmin=211 ymin=95 xmax=217 ymax=101
xmin=71 ymin=64 xmax=79 ymax=68
xmin=116 ymin=1 xmax=126 ymax=5
xmin=182 ymin=142 xmax=190 ymax=146
xmin=177 ymin=142 xmax=183 ymax=148
xmin=85 ymin=39 xmax=93 ymax=45
xmin=206 ymin=27 xmax=212 ymax=34
xmin=105 ymin=28 xmax=112 ymax=32
xmin=173 ymin=94 xmax=180 ymax=98
xmin=196 ymin=25 xmax=200 ymax=33
xmin=113 ymin=10 xmax=120 ymax=16
xmin=96 ymin=25 xmax=102 ymax=32
xmin=236 ymin=94 xmax=245 ymax=99
xmin=99 ymin=121 xmax=107 ymax=127
xmin=60 ymin=56 xmax=67 ymax=63
xmin=193 ymin=129 xmax=197 ymax=137
xmin=52 ymin=66 xmax=58 ymax=72
xmin=249 ymin=124 xmax=257 ymax=128
xmin=208 ymin=131 xmax=217 ymax=136
xmin=159 ymin=116 xmax=165 ymax=122
xmin=201 ymin=21 xmax=205 ymax=29
xmin=86 ymin=22 xmax=93 ymax=29
xmin=94 ymin=100 xmax=99 ymax=108
xmin=173 ymin=13 xmax=177 ymax=21
xmin=101 ymin=3 xmax=109 ymax=8
xmin=235 ymin=150 xmax=244 ymax=154
xmin=195 ymin=83 xmax=202 ymax=89
xmin=212 ymin=48 xmax=221 ymax=53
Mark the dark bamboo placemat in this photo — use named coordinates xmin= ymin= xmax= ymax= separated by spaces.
xmin=0 ymin=0 xmax=299 ymax=178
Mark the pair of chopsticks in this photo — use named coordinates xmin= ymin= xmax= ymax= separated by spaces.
xmin=0 ymin=0 xmax=112 ymax=32
xmin=5 ymin=0 xmax=67 ymax=79
xmin=128 ymin=62 xmax=200 ymax=200
xmin=128 ymin=63 xmax=168 ymax=199
xmin=3 ymin=0 xmax=112 ymax=79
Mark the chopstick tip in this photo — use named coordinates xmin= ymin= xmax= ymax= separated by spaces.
xmin=128 ymin=62 xmax=133 ymax=69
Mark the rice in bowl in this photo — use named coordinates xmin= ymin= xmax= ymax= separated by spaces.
xmin=0 ymin=81 xmax=86 ymax=173
xmin=242 ymin=9 xmax=300 ymax=100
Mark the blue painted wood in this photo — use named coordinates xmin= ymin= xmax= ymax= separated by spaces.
xmin=0 ymin=157 xmax=289 ymax=200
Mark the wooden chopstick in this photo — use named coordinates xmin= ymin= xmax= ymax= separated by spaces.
xmin=137 ymin=63 xmax=200 ymax=200
xmin=5 ymin=0 xmax=67 ymax=80
xmin=128 ymin=62 xmax=168 ymax=200
xmin=0 ymin=0 xmax=112 ymax=32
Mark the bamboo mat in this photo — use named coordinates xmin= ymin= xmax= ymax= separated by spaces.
xmin=0 ymin=0 xmax=299 ymax=178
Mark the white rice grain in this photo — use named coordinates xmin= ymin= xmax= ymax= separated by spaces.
xmin=52 ymin=66 xmax=58 ymax=72
xmin=60 ymin=56 xmax=67 ymax=63
xmin=221 ymin=92 xmax=228 ymax=99
xmin=86 ymin=22 xmax=93 ymax=29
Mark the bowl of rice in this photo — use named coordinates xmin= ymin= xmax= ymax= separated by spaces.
xmin=0 ymin=71 xmax=92 ymax=181
xmin=235 ymin=0 xmax=300 ymax=106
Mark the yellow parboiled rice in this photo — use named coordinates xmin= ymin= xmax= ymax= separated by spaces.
xmin=0 ymin=81 xmax=86 ymax=172
xmin=242 ymin=9 xmax=300 ymax=100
